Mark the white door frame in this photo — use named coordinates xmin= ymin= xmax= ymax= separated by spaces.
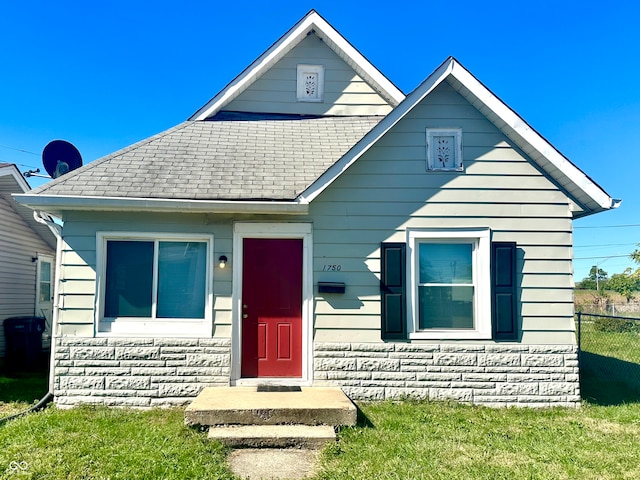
xmin=35 ymin=254 xmax=54 ymax=319
xmin=35 ymin=253 xmax=54 ymax=349
xmin=231 ymin=222 xmax=313 ymax=385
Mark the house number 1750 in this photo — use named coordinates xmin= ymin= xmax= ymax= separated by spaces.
xmin=322 ymin=264 xmax=342 ymax=271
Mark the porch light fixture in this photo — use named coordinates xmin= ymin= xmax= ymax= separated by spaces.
xmin=218 ymin=255 xmax=228 ymax=269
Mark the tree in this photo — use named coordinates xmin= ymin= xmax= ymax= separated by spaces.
xmin=632 ymin=244 xmax=640 ymax=264
xmin=589 ymin=265 xmax=609 ymax=281
xmin=607 ymin=268 xmax=640 ymax=302
xmin=577 ymin=266 xmax=608 ymax=290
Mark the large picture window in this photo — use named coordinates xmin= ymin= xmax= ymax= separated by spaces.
xmin=97 ymin=233 xmax=213 ymax=336
xmin=408 ymin=229 xmax=491 ymax=339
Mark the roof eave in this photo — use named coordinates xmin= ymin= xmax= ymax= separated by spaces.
xmin=445 ymin=59 xmax=618 ymax=215
xmin=14 ymin=194 xmax=309 ymax=216
xmin=1 ymin=165 xmax=58 ymax=248
xmin=0 ymin=164 xmax=32 ymax=193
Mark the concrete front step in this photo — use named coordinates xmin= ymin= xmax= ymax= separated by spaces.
xmin=185 ymin=386 xmax=357 ymax=427
xmin=208 ymin=424 xmax=336 ymax=448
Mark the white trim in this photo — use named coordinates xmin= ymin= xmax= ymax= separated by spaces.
xmin=299 ymin=57 xmax=618 ymax=217
xmin=0 ymin=163 xmax=31 ymax=193
xmin=14 ymin=194 xmax=309 ymax=216
xmin=189 ymin=10 xmax=404 ymax=121
xmin=407 ymin=228 xmax=491 ymax=340
xmin=95 ymin=232 xmax=214 ymax=337
xmin=447 ymin=60 xmax=616 ymax=213
xmin=35 ymin=253 xmax=54 ymax=352
xmin=231 ymin=222 xmax=313 ymax=385
xmin=35 ymin=254 xmax=54 ymax=317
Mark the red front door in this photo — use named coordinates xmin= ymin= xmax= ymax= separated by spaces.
xmin=241 ymin=238 xmax=303 ymax=378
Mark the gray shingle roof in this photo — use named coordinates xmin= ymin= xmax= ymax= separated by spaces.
xmin=32 ymin=116 xmax=382 ymax=201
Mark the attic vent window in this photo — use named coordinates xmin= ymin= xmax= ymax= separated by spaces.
xmin=426 ymin=128 xmax=463 ymax=172
xmin=297 ymin=64 xmax=324 ymax=102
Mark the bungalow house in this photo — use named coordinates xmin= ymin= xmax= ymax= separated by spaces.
xmin=0 ymin=163 xmax=57 ymax=360
xmin=17 ymin=11 xmax=618 ymax=407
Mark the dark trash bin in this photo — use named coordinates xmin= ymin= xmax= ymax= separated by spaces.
xmin=3 ymin=316 xmax=46 ymax=370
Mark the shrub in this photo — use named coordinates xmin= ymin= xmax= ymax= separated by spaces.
xmin=593 ymin=316 xmax=640 ymax=333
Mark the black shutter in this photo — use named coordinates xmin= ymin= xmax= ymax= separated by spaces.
xmin=380 ymin=243 xmax=406 ymax=340
xmin=492 ymin=242 xmax=518 ymax=340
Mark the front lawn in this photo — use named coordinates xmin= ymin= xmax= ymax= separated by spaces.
xmin=3 ymin=359 xmax=640 ymax=480
xmin=0 ymin=406 xmax=233 ymax=480
xmin=320 ymin=400 xmax=640 ymax=480
xmin=2 ymin=399 xmax=640 ymax=479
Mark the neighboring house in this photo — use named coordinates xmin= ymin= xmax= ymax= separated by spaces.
xmin=17 ymin=11 xmax=619 ymax=407
xmin=0 ymin=163 xmax=57 ymax=359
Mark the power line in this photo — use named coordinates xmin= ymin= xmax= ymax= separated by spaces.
xmin=0 ymin=144 xmax=39 ymax=156
xmin=0 ymin=157 xmax=42 ymax=170
xmin=574 ymin=242 xmax=638 ymax=249
xmin=574 ymin=224 xmax=640 ymax=229
xmin=574 ymin=254 xmax=632 ymax=260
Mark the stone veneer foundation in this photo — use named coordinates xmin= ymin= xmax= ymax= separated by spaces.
xmin=53 ymin=337 xmax=231 ymax=407
xmin=53 ymin=339 xmax=580 ymax=407
xmin=314 ymin=343 xmax=580 ymax=407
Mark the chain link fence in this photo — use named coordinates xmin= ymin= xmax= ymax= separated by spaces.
xmin=576 ymin=304 xmax=640 ymax=317
xmin=576 ymin=312 xmax=640 ymax=401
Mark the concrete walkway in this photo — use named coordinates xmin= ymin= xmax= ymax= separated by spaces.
xmin=185 ymin=386 xmax=354 ymax=478
xmin=228 ymin=448 xmax=320 ymax=480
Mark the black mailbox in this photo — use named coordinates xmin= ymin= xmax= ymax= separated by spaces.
xmin=318 ymin=282 xmax=346 ymax=294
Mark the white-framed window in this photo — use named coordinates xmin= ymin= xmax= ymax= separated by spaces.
xmin=407 ymin=229 xmax=491 ymax=339
xmin=96 ymin=232 xmax=214 ymax=337
xmin=426 ymin=128 xmax=463 ymax=171
xmin=297 ymin=64 xmax=325 ymax=102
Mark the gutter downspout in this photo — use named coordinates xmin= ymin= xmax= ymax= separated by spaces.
xmin=33 ymin=211 xmax=62 ymax=399
xmin=0 ymin=212 xmax=61 ymax=424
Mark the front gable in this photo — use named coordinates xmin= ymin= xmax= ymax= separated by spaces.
xmin=311 ymin=79 xmax=573 ymax=234
xmin=372 ymin=80 xmax=561 ymax=189
xmin=190 ymin=10 xmax=404 ymax=121
xmin=300 ymin=57 xmax=619 ymax=219
xmin=222 ymin=33 xmax=394 ymax=117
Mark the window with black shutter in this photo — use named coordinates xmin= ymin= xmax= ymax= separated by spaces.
xmin=491 ymin=242 xmax=518 ymax=340
xmin=380 ymin=243 xmax=406 ymax=340
xmin=381 ymin=234 xmax=519 ymax=342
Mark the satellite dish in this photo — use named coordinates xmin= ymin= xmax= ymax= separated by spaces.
xmin=42 ymin=140 xmax=82 ymax=179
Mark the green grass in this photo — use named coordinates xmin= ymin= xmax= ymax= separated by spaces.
xmin=3 ymin=401 xmax=640 ymax=480
xmin=2 ymin=398 xmax=640 ymax=479
xmin=579 ymin=321 xmax=640 ymax=364
xmin=3 ymin=355 xmax=640 ymax=479
xmin=0 ymin=406 xmax=234 ymax=480
xmin=319 ymin=400 xmax=640 ymax=480
xmin=577 ymin=319 xmax=640 ymax=401
xmin=0 ymin=364 xmax=49 ymax=417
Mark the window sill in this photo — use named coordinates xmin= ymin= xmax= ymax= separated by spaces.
xmin=409 ymin=329 xmax=491 ymax=340
xmin=97 ymin=319 xmax=212 ymax=337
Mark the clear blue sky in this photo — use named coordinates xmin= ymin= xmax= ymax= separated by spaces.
xmin=1 ymin=1 xmax=639 ymax=280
